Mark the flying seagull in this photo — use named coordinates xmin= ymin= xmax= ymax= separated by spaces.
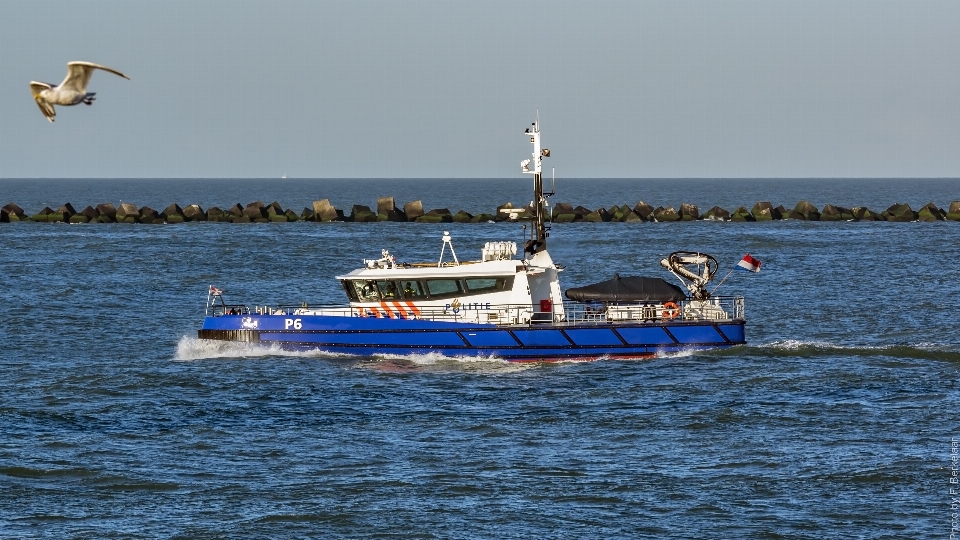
xmin=30 ymin=61 xmax=130 ymax=122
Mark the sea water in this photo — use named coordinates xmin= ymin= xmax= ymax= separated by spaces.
xmin=0 ymin=178 xmax=958 ymax=538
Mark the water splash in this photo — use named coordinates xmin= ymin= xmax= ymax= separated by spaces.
xmin=173 ymin=336 xmax=352 ymax=361
xmin=373 ymin=351 xmax=506 ymax=365
xmin=655 ymin=349 xmax=698 ymax=359
xmin=361 ymin=351 xmax=543 ymax=374
xmin=174 ymin=336 xmax=535 ymax=372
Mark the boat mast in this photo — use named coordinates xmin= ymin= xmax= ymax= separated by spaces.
xmin=521 ymin=111 xmax=551 ymax=254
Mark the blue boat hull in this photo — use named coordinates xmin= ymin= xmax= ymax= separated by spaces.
xmin=199 ymin=314 xmax=745 ymax=362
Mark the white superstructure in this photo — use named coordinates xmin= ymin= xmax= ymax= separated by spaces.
xmin=295 ymin=114 xmax=566 ymax=324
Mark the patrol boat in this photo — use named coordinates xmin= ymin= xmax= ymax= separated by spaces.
xmin=197 ymin=115 xmax=746 ymax=362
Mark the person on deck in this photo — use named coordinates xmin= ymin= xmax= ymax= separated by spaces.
xmin=384 ymin=283 xmax=397 ymax=299
xmin=403 ymin=282 xmax=417 ymax=297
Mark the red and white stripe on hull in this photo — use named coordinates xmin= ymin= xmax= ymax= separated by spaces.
xmin=355 ymin=301 xmax=422 ymax=318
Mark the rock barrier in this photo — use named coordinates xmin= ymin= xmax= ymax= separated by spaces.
xmin=3 ymin=199 xmax=960 ymax=223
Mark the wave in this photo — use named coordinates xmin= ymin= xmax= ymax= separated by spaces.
xmin=173 ymin=336 xmax=353 ymax=361
xmin=176 ymin=336 xmax=958 ymax=367
xmin=732 ymin=339 xmax=960 ymax=362
xmin=363 ymin=351 xmax=545 ymax=374
xmin=174 ymin=336 xmax=528 ymax=372
xmin=655 ymin=349 xmax=698 ymax=359
xmin=373 ymin=351 xmax=505 ymax=365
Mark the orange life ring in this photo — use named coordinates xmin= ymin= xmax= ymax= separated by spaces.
xmin=662 ymin=302 xmax=680 ymax=319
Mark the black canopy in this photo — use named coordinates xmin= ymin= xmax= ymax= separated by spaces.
xmin=565 ymin=275 xmax=686 ymax=303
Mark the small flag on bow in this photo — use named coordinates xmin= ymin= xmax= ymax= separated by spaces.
xmin=209 ymin=285 xmax=223 ymax=296
xmin=736 ymin=254 xmax=761 ymax=273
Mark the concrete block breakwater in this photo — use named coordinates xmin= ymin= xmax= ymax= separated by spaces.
xmin=3 ymin=197 xmax=960 ymax=223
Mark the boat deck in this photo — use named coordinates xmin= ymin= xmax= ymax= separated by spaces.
xmin=207 ymin=296 xmax=745 ymax=326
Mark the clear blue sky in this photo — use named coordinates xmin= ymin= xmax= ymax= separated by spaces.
xmin=1 ymin=0 xmax=958 ymax=178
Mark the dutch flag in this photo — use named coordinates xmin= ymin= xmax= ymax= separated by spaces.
xmin=736 ymin=254 xmax=762 ymax=273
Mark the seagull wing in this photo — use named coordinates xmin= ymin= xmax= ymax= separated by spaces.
xmin=29 ymin=81 xmax=56 ymax=122
xmin=30 ymin=81 xmax=51 ymax=97
xmin=60 ymin=61 xmax=130 ymax=93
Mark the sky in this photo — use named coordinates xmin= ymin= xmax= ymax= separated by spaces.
xmin=1 ymin=0 xmax=958 ymax=178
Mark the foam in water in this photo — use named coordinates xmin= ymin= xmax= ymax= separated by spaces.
xmin=765 ymin=339 xmax=841 ymax=351
xmin=753 ymin=339 xmax=960 ymax=362
xmin=173 ymin=336 xmax=352 ymax=361
xmin=175 ymin=336 xmax=528 ymax=371
xmin=363 ymin=351 xmax=546 ymax=374
xmin=655 ymin=349 xmax=698 ymax=359
xmin=764 ymin=339 xmax=955 ymax=352
xmin=373 ymin=351 xmax=506 ymax=365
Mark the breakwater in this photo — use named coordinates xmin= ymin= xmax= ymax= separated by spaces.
xmin=3 ymin=197 xmax=960 ymax=223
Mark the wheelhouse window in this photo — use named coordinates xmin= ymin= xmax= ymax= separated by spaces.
xmin=376 ymin=280 xmax=400 ymax=300
xmin=352 ymin=280 xmax=380 ymax=302
xmin=341 ymin=280 xmax=358 ymax=301
xmin=425 ymin=279 xmax=463 ymax=299
xmin=347 ymin=277 xmax=512 ymax=302
xmin=464 ymin=277 xmax=513 ymax=293
xmin=401 ymin=280 xmax=426 ymax=298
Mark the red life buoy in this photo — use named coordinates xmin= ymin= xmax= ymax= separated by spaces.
xmin=663 ymin=302 xmax=680 ymax=319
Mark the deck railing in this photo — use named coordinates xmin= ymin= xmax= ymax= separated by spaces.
xmin=207 ymin=296 xmax=745 ymax=325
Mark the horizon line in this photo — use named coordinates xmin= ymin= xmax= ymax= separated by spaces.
xmin=2 ymin=177 xmax=959 ymax=181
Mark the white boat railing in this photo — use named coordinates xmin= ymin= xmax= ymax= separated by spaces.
xmin=560 ymin=297 xmax=743 ymax=324
xmin=207 ymin=296 xmax=745 ymax=325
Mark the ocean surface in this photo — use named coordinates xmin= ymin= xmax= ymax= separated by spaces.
xmin=1 ymin=178 xmax=958 ymax=538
